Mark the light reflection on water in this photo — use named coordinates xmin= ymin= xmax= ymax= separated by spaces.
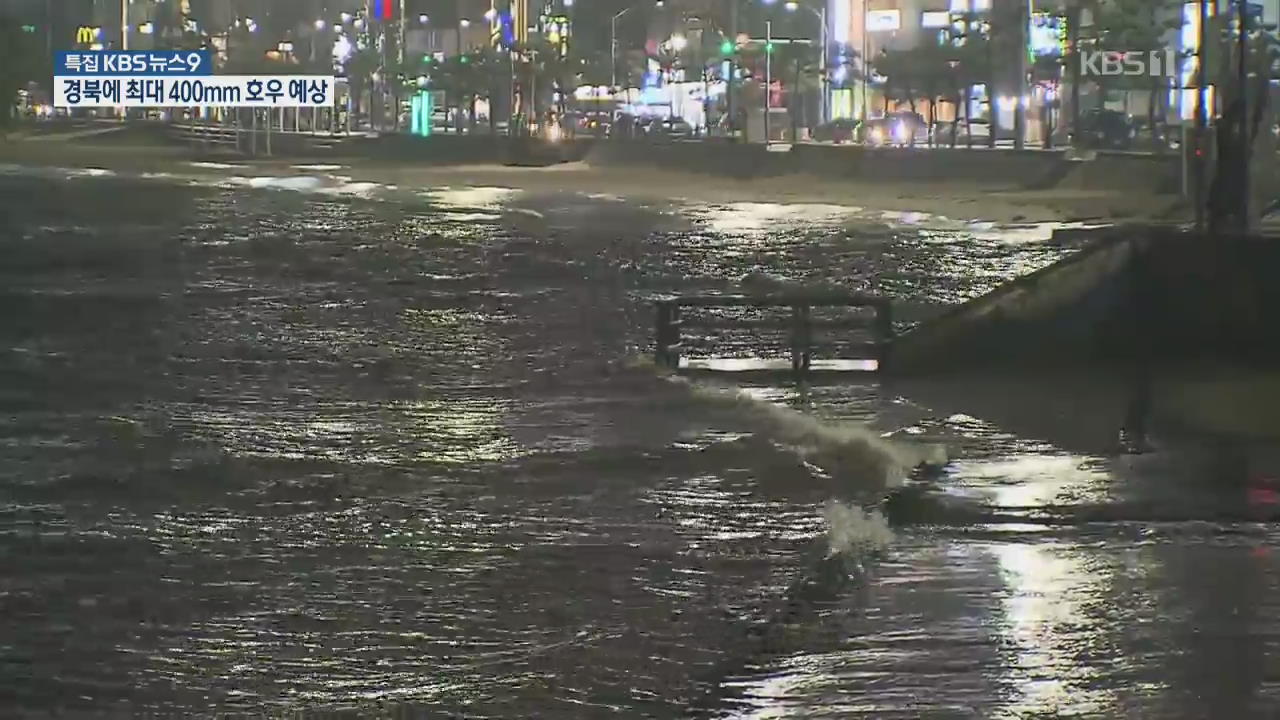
xmin=1 ymin=171 xmax=1278 ymax=718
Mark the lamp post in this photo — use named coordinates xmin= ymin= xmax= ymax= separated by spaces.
xmin=611 ymin=7 xmax=635 ymax=90
xmin=862 ymin=0 xmax=869 ymax=126
xmin=1193 ymin=0 xmax=1207 ymax=231
xmin=613 ymin=3 xmax=664 ymax=96
xmin=765 ymin=19 xmax=772 ymax=144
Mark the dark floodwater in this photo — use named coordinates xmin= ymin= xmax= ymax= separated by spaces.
xmin=3 ymin=167 xmax=1280 ymax=719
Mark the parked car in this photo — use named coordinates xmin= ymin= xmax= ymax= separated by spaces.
xmin=581 ymin=113 xmax=611 ymax=136
xmin=646 ymin=117 xmax=694 ymax=140
xmin=861 ymin=112 xmax=927 ymax=146
xmin=1076 ymin=109 xmax=1137 ymax=150
xmin=813 ymin=118 xmax=861 ymax=144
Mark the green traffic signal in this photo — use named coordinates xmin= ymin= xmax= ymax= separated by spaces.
xmin=720 ymin=40 xmax=733 ymax=55
xmin=22 ymin=24 xmax=37 ymax=33
xmin=765 ymin=42 xmax=775 ymax=54
xmin=460 ymin=55 xmax=469 ymax=64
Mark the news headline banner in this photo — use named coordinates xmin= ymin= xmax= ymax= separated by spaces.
xmin=54 ymin=76 xmax=336 ymax=108
xmin=56 ymin=50 xmax=212 ymax=75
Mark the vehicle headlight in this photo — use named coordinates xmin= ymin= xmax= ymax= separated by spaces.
xmin=870 ymin=127 xmax=884 ymax=143
xmin=893 ymin=121 xmax=908 ymax=143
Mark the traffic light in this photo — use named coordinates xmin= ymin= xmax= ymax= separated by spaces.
xmin=21 ymin=24 xmax=37 ymax=33
xmin=460 ymin=54 xmax=470 ymax=64
xmin=720 ymin=40 xmax=733 ymax=55
xmin=765 ymin=41 xmax=775 ymax=54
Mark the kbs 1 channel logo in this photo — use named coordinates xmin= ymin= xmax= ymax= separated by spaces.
xmin=52 ymin=50 xmax=336 ymax=108
xmin=1079 ymin=49 xmax=1180 ymax=78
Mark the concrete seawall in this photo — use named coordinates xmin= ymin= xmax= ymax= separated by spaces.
xmin=887 ymin=227 xmax=1280 ymax=375
xmin=333 ymin=134 xmax=596 ymax=164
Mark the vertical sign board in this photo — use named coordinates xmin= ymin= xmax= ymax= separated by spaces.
xmin=370 ymin=0 xmax=395 ymax=21
xmin=410 ymin=90 xmax=432 ymax=136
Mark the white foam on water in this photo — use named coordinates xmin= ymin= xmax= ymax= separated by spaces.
xmin=0 ymin=165 xmax=121 ymax=180
xmin=66 ymin=167 xmax=116 ymax=177
xmin=252 ymin=175 xmax=327 ymax=191
xmin=823 ymin=501 xmax=893 ymax=556
xmin=881 ymin=210 xmax=927 ymax=225
xmin=424 ymin=186 xmax=522 ymax=209
xmin=700 ymin=202 xmax=859 ymax=237
xmin=189 ymin=161 xmax=242 ymax=169
xmin=971 ymin=221 xmax=1065 ymax=243
xmin=665 ymin=374 xmax=947 ymax=490
xmin=219 ymin=175 xmax=329 ymax=192
xmin=317 ymin=181 xmax=387 ymax=198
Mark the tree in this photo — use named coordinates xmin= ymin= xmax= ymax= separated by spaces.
xmin=1090 ymin=0 xmax=1182 ymax=147
xmin=0 ymin=16 xmax=39 ymax=133
xmin=1203 ymin=6 xmax=1280 ymax=231
xmin=945 ymin=11 xmax=995 ymax=147
xmin=774 ymin=42 xmax=822 ymax=140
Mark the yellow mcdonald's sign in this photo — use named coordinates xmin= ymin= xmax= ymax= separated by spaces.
xmin=76 ymin=26 xmax=98 ymax=44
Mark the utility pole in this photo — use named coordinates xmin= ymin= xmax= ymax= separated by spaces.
xmin=1068 ymin=0 xmax=1081 ymax=147
xmin=1236 ymin=0 xmax=1249 ymax=230
xmin=860 ymin=0 xmax=869 ymax=125
xmin=819 ymin=5 xmax=828 ymax=124
xmin=1013 ymin=0 xmax=1027 ymax=150
xmin=765 ymin=19 xmax=772 ymax=144
xmin=1194 ymin=0 xmax=1208 ymax=231
xmin=394 ymin=0 xmax=405 ymax=132
xmin=728 ymin=0 xmax=738 ymax=137
xmin=45 ymin=0 xmax=53 ymax=62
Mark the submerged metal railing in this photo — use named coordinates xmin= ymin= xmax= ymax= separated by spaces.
xmin=654 ymin=292 xmax=894 ymax=374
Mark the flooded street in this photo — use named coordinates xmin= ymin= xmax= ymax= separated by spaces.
xmin=2 ymin=169 xmax=1279 ymax=718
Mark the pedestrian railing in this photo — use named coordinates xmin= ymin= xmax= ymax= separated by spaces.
xmin=653 ymin=292 xmax=894 ymax=374
xmin=168 ymin=121 xmax=349 ymax=156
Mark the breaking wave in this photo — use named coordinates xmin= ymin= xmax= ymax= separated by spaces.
xmin=676 ymin=374 xmax=946 ymax=491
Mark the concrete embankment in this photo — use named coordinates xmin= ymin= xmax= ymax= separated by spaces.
xmin=584 ymin=139 xmax=1182 ymax=195
xmin=885 ymin=227 xmax=1280 ymax=447
xmin=149 ymin=121 xmax=1186 ymax=199
xmin=158 ymin=123 xmax=596 ymax=164
xmin=887 ymin=227 xmax=1280 ymax=375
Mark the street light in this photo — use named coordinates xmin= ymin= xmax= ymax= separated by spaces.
xmin=783 ymin=1 xmax=829 ymax=123
xmin=611 ymin=2 xmax=664 ymax=90
xmin=419 ymin=14 xmax=429 ymax=25
xmin=314 ymin=19 xmax=326 ymax=31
